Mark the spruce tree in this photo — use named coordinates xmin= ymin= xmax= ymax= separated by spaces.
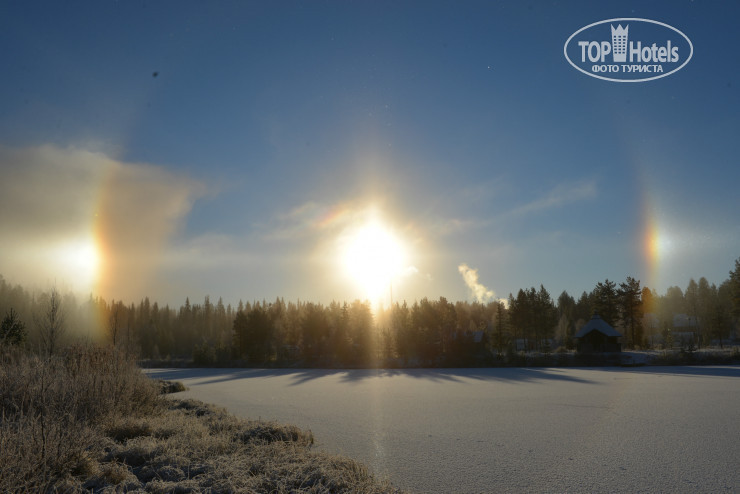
xmin=0 ymin=308 xmax=26 ymax=346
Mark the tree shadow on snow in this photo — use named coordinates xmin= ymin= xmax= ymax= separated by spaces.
xmin=596 ymin=365 xmax=740 ymax=379
xmin=144 ymin=366 xmax=598 ymax=386
xmin=336 ymin=367 xmax=596 ymax=385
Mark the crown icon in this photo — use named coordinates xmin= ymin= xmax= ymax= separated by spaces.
xmin=611 ymin=24 xmax=629 ymax=62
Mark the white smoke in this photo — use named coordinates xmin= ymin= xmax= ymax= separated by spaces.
xmin=458 ymin=263 xmax=496 ymax=303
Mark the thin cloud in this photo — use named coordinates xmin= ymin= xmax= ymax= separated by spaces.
xmin=160 ymin=233 xmax=260 ymax=269
xmin=510 ymin=180 xmax=597 ymax=216
xmin=0 ymin=145 xmax=108 ymax=238
xmin=95 ymin=157 xmax=205 ymax=301
xmin=430 ymin=217 xmax=479 ymax=236
xmin=0 ymin=145 xmax=204 ymax=300
xmin=428 ymin=179 xmax=597 ymax=237
xmin=261 ymin=200 xmax=355 ymax=241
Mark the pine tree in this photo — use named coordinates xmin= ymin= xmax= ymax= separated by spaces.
xmin=618 ymin=277 xmax=643 ymax=349
xmin=0 ymin=308 xmax=26 ymax=346
xmin=593 ymin=279 xmax=618 ymax=325
xmin=233 ymin=305 xmax=274 ymax=363
xmin=729 ymin=257 xmax=740 ymax=320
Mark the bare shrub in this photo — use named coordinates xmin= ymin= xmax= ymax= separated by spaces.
xmin=34 ymin=287 xmax=65 ymax=357
xmin=0 ymin=345 xmax=162 ymax=491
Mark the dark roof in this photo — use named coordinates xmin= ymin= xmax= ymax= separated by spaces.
xmin=575 ymin=314 xmax=622 ymax=338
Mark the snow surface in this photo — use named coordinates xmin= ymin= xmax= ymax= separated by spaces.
xmin=146 ymin=366 xmax=740 ymax=493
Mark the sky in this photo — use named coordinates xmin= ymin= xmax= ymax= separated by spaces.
xmin=1 ymin=1 xmax=738 ymax=308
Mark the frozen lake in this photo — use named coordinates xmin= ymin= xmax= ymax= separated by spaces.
xmin=145 ymin=366 xmax=740 ymax=493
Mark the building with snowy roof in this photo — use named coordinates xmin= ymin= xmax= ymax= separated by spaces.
xmin=575 ymin=314 xmax=622 ymax=353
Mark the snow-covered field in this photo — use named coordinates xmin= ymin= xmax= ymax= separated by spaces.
xmin=145 ymin=366 xmax=740 ymax=493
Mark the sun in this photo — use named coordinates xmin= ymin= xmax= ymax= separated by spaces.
xmin=341 ymin=219 xmax=407 ymax=301
xmin=54 ymin=237 xmax=101 ymax=293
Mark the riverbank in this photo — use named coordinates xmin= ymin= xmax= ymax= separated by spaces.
xmin=0 ymin=347 xmax=401 ymax=493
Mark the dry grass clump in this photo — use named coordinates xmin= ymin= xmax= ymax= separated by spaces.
xmin=0 ymin=346 xmax=403 ymax=493
xmin=96 ymin=398 xmax=399 ymax=493
xmin=159 ymin=379 xmax=188 ymax=394
xmin=0 ymin=345 xmax=160 ymax=491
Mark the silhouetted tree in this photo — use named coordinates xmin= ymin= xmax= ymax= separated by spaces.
xmin=728 ymin=257 xmax=740 ymax=320
xmin=664 ymin=286 xmax=685 ymax=318
xmin=302 ymin=303 xmax=329 ymax=362
xmin=641 ymin=287 xmax=660 ymax=347
xmin=0 ymin=308 xmax=26 ymax=346
xmin=393 ymin=301 xmax=415 ymax=363
xmin=618 ymin=277 xmax=643 ymax=348
xmin=685 ymin=278 xmax=700 ymax=346
xmin=557 ymin=290 xmax=576 ymax=349
xmin=695 ymin=277 xmax=714 ymax=347
xmin=711 ymin=281 xmax=733 ymax=348
xmin=233 ymin=304 xmax=274 ymax=363
xmin=508 ymin=290 xmax=528 ymax=350
xmin=437 ymin=296 xmax=457 ymax=356
xmin=641 ymin=286 xmax=655 ymax=315
xmin=35 ymin=287 xmax=65 ymax=357
xmin=108 ymin=299 xmax=124 ymax=348
xmin=507 ymin=286 xmax=556 ymax=351
xmin=349 ymin=300 xmax=374 ymax=364
xmin=574 ymin=291 xmax=593 ymax=326
xmin=413 ymin=298 xmax=442 ymax=363
xmin=533 ymin=285 xmax=557 ymax=351
xmin=494 ymin=301 xmax=508 ymax=355
xmin=329 ymin=301 xmax=352 ymax=365
xmin=593 ymin=279 xmax=618 ymax=326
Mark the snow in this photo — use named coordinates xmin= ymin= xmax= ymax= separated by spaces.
xmin=145 ymin=366 xmax=740 ymax=493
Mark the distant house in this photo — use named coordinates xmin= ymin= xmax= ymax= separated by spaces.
xmin=671 ymin=314 xmax=698 ymax=347
xmin=673 ymin=313 xmax=698 ymax=329
xmin=575 ymin=314 xmax=622 ymax=353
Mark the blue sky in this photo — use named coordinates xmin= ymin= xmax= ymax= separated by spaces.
xmin=1 ymin=1 xmax=738 ymax=307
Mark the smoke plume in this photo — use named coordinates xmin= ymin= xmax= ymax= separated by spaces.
xmin=458 ymin=263 xmax=496 ymax=303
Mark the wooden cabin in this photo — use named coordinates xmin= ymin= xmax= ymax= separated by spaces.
xmin=575 ymin=314 xmax=622 ymax=353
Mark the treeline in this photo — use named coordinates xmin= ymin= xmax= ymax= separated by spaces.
xmin=1 ymin=258 xmax=739 ymax=366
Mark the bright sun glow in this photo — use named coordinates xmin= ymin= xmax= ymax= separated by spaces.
xmin=341 ymin=220 xmax=407 ymax=301
xmin=53 ymin=238 xmax=101 ymax=292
